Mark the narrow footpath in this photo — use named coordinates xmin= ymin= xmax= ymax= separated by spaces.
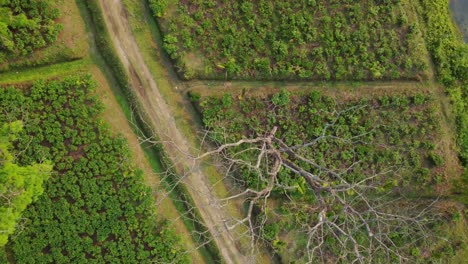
xmin=98 ymin=0 xmax=250 ymax=263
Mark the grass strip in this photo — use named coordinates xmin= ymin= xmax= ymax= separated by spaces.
xmin=0 ymin=59 xmax=90 ymax=85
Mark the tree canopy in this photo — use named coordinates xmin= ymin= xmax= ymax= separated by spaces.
xmin=0 ymin=121 xmax=51 ymax=247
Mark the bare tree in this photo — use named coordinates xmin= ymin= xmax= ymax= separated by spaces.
xmin=132 ymin=97 xmax=440 ymax=263
xmin=193 ymin=112 xmax=438 ymax=263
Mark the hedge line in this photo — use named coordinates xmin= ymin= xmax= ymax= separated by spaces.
xmin=80 ymin=0 xmax=221 ymax=262
xmin=418 ymin=0 xmax=467 ymax=167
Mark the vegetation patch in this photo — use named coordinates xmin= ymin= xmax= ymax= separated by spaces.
xmin=197 ymin=90 xmax=462 ymax=262
xmin=0 ymin=0 xmax=62 ymax=57
xmin=0 ymin=121 xmax=51 ymax=248
xmin=0 ymin=0 xmax=65 ymax=70
xmin=0 ymin=76 xmax=188 ymax=263
xmin=80 ymin=0 xmax=222 ymax=260
xmin=151 ymin=0 xmax=429 ymax=81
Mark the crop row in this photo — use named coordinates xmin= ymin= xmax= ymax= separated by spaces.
xmin=152 ymin=0 xmax=429 ymax=81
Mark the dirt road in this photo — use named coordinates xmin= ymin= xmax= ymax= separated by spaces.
xmin=97 ymin=0 xmax=250 ymax=263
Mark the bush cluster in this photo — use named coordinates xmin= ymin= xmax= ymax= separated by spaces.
xmin=0 ymin=0 xmax=62 ymax=62
xmin=152 ymin=0 xmax=429 ymax=81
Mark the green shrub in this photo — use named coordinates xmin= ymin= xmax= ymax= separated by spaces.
xmin=148 ymin=0 xmax=168 ymax=18
xmin=0 ymin=0 xmax=62 ymax=58
xmin=428 ymin=152 xmax=444 ymax=166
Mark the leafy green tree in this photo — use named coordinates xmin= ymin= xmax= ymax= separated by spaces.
xmin=0 ymin=121 xmax=51 ymax=247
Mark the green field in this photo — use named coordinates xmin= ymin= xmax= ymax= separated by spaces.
xmin=0 ymin=0 xmax=466 ymax=263
xmin=0 ymin=76 xmax=188 ymax=263
xmin=154 ymin=0 xmax=466 ymax=262
xmin=0 ymin=0 xmax=205 ymax=263
xmin=152 ymin=0 xmax=430 ymax=81
xmin=0 ymin=0 xmax=88 ymax=72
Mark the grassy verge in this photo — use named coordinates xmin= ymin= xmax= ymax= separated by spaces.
xmin=402 ymin=0 xmax=468 ymax=261
xmin=0 ymin=59 xmax=91 ymax=85
xmin=415 ymin=0 xmax=467 ymax=202
xmin=76 ymin=0 xmax=220 ymax=262
xmin=122 ymin=0 xmax=241 ymax=208
xmin=90 ymin=66 xmax=208 ymax=264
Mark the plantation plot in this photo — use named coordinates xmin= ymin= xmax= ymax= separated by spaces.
xmin=0 ymin=76 xmax=188 ymax=263
xmin=196 ymin=90 xmax=462 ymax=262
xmin=0 ymin=0 xmax=88 ymax=72
xmin=152 ymin=0 xmax=430 ymax=81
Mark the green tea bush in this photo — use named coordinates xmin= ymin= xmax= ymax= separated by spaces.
xmin=0 ymin=0 xmax=62 ymax=62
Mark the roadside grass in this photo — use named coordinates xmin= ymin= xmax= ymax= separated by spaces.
xmin=121 ymin=0 xmax=238 ymax=206
xmin=0 ymin=59 xmax=91 ymax=85
xmin=0 ymin=0 xmax=88 ymax=73
xmin=90 ymin=66 xmax=206 ymax=263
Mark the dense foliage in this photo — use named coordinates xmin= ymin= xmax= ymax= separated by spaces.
xmin=0 ymin=0 xmax=62 ymax=62
xmin=0 ymin=76 xmax=188 ymax=263
xmin=0 ymin=121 xmax=51 ymax=247
xmin=199 ymin=90 xmax=456 ymax=262
xmin=152 ymin=0 xmax=429 ymax=81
